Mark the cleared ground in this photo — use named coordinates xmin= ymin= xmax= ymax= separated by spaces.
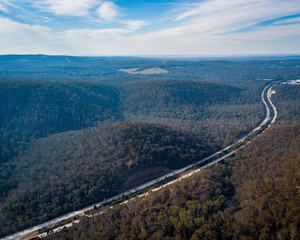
xmin=119 ymin=67 xmax=169 ymax=74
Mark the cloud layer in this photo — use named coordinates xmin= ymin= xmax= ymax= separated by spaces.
xmin=0 ymin=0 xmax=299 ymax=55
xmin=0 ymin=3 xmax=7 ymax=13
xmin=36 ymin=0 xmax=99 ymax=16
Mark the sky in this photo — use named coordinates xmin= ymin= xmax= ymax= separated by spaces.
xmin=0 ymin=0 xmax=300 ymax=56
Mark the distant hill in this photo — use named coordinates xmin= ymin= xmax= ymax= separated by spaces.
xmin=122 ymin=79 xmax=242 ymax=116
xmin=45 ymin=124 xmax=300 ymax=240
xmin=121 ymin=79 xmax=264 ymax=146
xmin=0 ymin=122 xmax=211 ymax=237
xmin=1 ymin=55 xmax=300 ymax=84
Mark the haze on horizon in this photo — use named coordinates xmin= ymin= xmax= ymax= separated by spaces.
xmin=0 ymin=0 xmax=300 ymax=56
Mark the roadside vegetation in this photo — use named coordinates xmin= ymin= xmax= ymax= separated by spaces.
xmin=272 ymin=83 xmax=300 ymax=125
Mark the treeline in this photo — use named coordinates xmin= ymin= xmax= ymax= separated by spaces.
xmin=0 ymin=122 xmax=211 ymax=237
xmin=46 ymin=124 xmax=300 ymax=240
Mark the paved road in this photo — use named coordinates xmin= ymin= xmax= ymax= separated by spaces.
xmin=267 ymin=85 xmax=278 ymax=124
xmin=1 ymin=83 xmax=278 ymax=240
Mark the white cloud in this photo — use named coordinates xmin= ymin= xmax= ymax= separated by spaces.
xmin=0 ymin=16 xmax=131 ymax=55
xmin=0 ymin=3 xmax=7 ymax=13
xmin=274 ymin=16 xmax=300 ymax=25
xmin=97 ymin=1 xmax=118 ymax=22
xmin=174 ymin=0 xmax=300 ymax=35
xmin=0 ymin=16 xmax=65 ymax=54
xmin=218 ymin=23 xmax=300 ymax=41
xmin=1 ymin=14 xmax=299 ymax=56
xmin=124 ymin=20 xmax=148 ymax=31
xmin=65 ymin=28 xmax=129 ymax=41
xmin=118 ymin=24 xmax=300 ymax=56
xmin=0 ymin=0 xmax=11 ymax=13
xmin=36 ymin=0 xmax=99 ymax=17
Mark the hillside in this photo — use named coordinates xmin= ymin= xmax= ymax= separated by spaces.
xmin=122 ymin=79 xmax=242 ymax=115
xmin=0 ymin=79 xmax=265 ymax=166
xmin=122 ymin=79 xmax=264 ymax=146
xmin=0 ymin=122 xmax=211 ymax=237
xmin=272 ymin=83 xmax=300 ymax=124
xmin=0 ymin=81 xmax=121 ymax=163
xmin=45 ymin=124 xmax=300 ymax=240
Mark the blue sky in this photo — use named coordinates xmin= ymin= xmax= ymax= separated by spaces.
xmin=0 ymin=0 xmax=300 ymax=56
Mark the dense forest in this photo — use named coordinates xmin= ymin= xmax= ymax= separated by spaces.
xmin=0 ymin=122 xmax=212 ymax=236
xmin=0 ymin=81 xmax=121 ymax=163
xmin=0 ymin=79 xmax=264 ymax=165
xmin=122 ymin=79 xmax=242 ymax=117
xmin=0 ymin=78 xmax=267 ymax=237
xmin=272 ymin=83 xmax=300 ymax=125
xmin=46 ymin=124 xmax=300 ymax=240
xmin=0 ymin=56 xmax=299 ymax=238
xmin=121 ymin=79 xmax=264 ymax=146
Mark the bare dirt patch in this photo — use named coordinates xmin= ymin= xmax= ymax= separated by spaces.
xmin=119 ymin=67 xmax=169 ymax=75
